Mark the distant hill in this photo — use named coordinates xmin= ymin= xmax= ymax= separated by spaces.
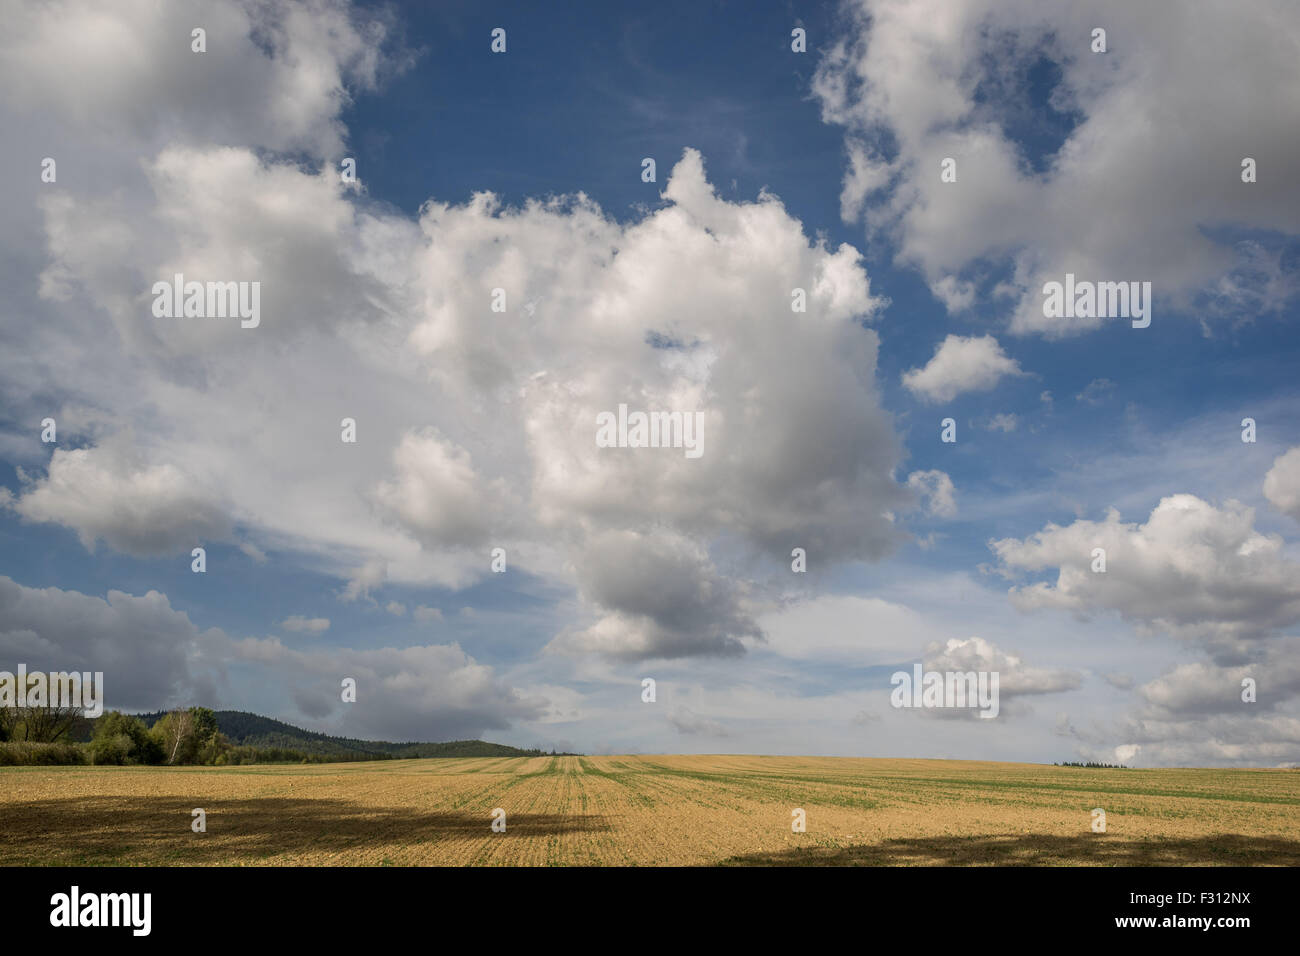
xmin=123 ymin=710 xmax=571 ymax=759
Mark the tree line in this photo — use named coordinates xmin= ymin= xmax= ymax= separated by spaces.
xmin=1 ymin=704 xmax=575 ymax=765
xmin=0 ymin=706 xmax=368 ymax=766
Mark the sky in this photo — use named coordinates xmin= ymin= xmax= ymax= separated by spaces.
xmin=1 ymin=0 xmax=1299 ymax=766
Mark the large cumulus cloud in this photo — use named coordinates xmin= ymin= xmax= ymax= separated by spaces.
xmin=0 ymin=0 xmax=912 ymax=664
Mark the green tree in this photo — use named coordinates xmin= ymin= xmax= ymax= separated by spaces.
xmin=190 ymin=707 xmax=218 ymax=741
xmin=90 ymin=711 xmax=162 ymax=765
xmin=195 ymin=730 xmax=230 ymax=765
xmin=151 ymin=706 xmax=221 ymax=764
xmin=151 ymin=709 xmax=194 ymax=764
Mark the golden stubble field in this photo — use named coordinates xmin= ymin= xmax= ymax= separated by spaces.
xmin=2 ymin=755 xmax=1298 ymax=866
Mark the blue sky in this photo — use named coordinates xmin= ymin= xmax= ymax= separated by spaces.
xmin=1 ymin=0 xmax=1298 ymax=764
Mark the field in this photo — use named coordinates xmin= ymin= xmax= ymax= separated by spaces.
xmin=2 ymin=755 xmax=1299 ymax=866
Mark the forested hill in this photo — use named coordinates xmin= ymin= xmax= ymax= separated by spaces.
xmin=127 ymin=710 xmax=569 ymax=759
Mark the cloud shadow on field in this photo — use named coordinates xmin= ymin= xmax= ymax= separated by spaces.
xmin=718 ymin=832 xmax=1300 ymax=866
xmin=0 ymin=796 xmax=610 ymax=865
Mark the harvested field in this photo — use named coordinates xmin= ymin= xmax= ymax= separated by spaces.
xmin=2 ymin=755 xmax=1298 ymax=866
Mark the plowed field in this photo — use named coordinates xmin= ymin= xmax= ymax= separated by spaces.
xmin=3 ymin=755 xmax=1298 ymax=865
